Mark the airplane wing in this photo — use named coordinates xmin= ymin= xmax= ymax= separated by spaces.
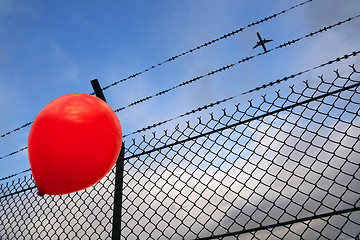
xmin=253 ymin=39 xmax=273 ymax=49
xmin=253 ymin=42 xmax=261 ymax=49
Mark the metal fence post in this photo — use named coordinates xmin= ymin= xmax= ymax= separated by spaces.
xmin=90 ymin=79 xmax=124 ymax=240
xmin=112 ymin=144 xmax=125 ymax=240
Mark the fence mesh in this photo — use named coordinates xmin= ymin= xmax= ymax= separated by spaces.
xmin=1 ymin=65 xmax=360 ymax=240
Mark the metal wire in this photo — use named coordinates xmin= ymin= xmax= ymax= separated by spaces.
xmin=1 ymin=65 xmax=359 ymax=239
xmin=0 ymin=146 xmax=28 ymax=161
xmin=0 ymin=168 xmax=31 ymax=182
xmin=0 ymin=122 xmax=32 ymax=138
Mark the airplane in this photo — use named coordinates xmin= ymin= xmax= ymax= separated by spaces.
xmin=253 ymin=32 xmax=273 ymax=53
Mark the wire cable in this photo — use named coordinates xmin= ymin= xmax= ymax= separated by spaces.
xmin=0 ymin=122 xmax=32 ymax=138
xmin=0 ymin=146 xmax=28 ymax=161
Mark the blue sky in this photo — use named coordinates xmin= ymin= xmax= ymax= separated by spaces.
xmin=0 ymin=0 xmax=359 ymax=179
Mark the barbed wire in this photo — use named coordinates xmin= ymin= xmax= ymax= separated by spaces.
xmin=0 ymin=0 xmax=333 ymax=140
xmin=100 ymin=0 xmax=314 ymax=92
xmin=0 ymin=168 xmax=31 ymax=182
xmin=113 ymin=14 xmax=360 ymax=113
xmin=0 ymin=146 xmax=28 ymax=161
xmin=1 ymin=52 xmax=358 ymax=182
xmin=122 ymin=52 xmax=359 ymax=138
xmin=0 ymin=1 xmax=314 ymax=141
xmin=1 ymin=12 xmax=359 ymax=180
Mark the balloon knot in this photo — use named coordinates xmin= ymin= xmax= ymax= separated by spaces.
xmin=37 ymin=190 xmax=45 ymax=197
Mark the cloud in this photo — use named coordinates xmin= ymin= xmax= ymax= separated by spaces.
xmin=291 ymin=0 xmax=360 ymax=73
xmin=303 ymin=0 xmax=360 ymax=28
xmin=49 ymin=41 xmax=80 ymax=83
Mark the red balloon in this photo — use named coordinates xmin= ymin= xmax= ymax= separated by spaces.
xmin=28 ymin=93 xmax=122 ymax=196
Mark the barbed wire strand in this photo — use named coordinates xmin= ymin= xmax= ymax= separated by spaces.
xmin=0 ymin=147 xmax=28 ymax=161
xmin=0 ymin=122 xmax=32 ymax=138
xmin=0 ymin=168 xmax=31 ymax=182
xmin=113 ymin=14 xmax=360 ymax=113
xmin=1 ymin=52 xmax=358 ymax=182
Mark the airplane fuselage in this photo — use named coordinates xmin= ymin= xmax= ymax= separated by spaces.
xmin=253 ymin=32 xmax=273 ymax=53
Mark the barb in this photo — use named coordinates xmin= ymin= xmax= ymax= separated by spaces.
xmin=114 ymin=14 xmax=360 ymax=113
xmin=101 ymin=0 xmax=314 ymax=92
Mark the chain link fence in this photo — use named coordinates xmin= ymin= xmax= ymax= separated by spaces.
xmin=1 ymin=65 xmax=360 ymax=239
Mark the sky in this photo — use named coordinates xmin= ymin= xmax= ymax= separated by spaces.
xmin=0 ymin=0 xmax=360 ymax=180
